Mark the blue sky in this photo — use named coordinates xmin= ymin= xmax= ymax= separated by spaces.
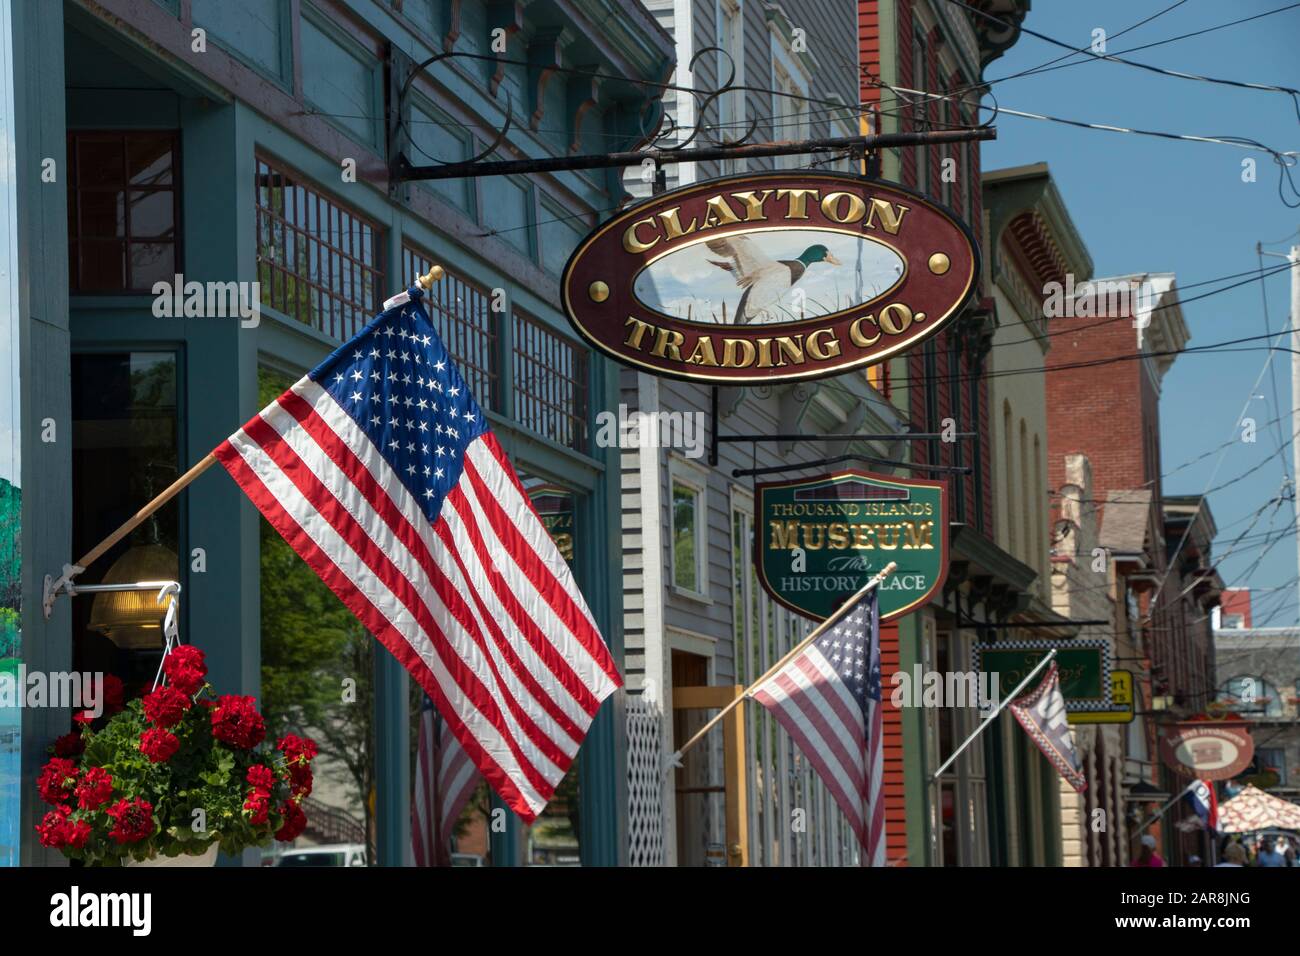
xmin=979 ymin=1 xmax=1300 ymax=626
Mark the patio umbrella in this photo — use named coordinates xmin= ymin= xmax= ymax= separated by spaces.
xmin=1217 ymin=785 xmax=1300 ymax=833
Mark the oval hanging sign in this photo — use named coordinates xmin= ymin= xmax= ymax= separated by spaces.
xmin=561 ymin=172 xmax=978 ymax=383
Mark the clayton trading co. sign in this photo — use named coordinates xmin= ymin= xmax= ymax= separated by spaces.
xmin=562 ymin=172 xmax=979 ymax=383
xmin=756 ymin=469 xmax=947 ymax=622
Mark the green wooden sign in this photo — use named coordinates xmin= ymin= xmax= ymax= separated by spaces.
xmin=755 ymin=469 xmax=948 ymax=622
xmin=973 ymin=640 xmax=1112 ymax=713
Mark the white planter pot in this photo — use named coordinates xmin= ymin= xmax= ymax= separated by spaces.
xmin=125 ymin=843 xmax=219 ymax=867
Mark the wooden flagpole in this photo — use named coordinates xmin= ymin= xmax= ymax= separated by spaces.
xmin=44 ymin=267 xmax=447 ymax=612
xmin=665 ymin=560 xmax=897 ymax=771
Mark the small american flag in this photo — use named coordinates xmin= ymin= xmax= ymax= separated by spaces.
xmin=752 ymin=588 xmax=884 ymax=864
xmin=215 ymin=283 xmax=622 ymax=823
xmin=412 ymin=695 xmax=479 ymax=866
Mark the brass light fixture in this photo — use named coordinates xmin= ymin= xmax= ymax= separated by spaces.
xmin=87 ymin=544 xmax=179 ymax=649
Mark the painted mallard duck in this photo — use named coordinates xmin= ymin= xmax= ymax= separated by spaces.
xmin=706 ymin=236 xmax=842 ymax=324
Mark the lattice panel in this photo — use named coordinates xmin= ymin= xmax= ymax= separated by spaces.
xmin=625 ymin=693 xmax=666 ymax=867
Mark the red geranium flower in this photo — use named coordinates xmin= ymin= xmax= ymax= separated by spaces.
xmin=139 ymin=727 xmax=180 ymax=763
xmin=52 ymin=731 xmax=84 ymax=758
xmin=163 ymin=645 xmax=207 ymax=696
xmin=142 ymin=685 xmax=191 ymax=729
xmin=288 ymin=763 xmax=313 ymax=798
xmin=274 ymin=800 xmax=308 ymax=842
xmin=245 ymin=764 xmax=275 ymax=793
xmin=36 ymin=805 xmax=86 ymax=849
xmin=37 ymin=758 xmax=79 ymax=805
xmin=277 ymin=734 xmax=319 ymax=766
xmin=105 ymin=798 xmax=154 ymax=844
xmin=243 ymin=792 xmax=271 ymax=826
xmin=75 ymin=767 xmax=114 ymax=810
xmin=102 ymin=674 xmax=125 ymax=715
xmin=210 ymin=695 xmax=266 ymax=749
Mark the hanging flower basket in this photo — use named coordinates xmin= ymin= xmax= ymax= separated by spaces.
xmin=35 ymin=646 xmax=318 ymax=867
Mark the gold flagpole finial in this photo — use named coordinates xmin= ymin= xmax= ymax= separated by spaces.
xmin=417 ymin=265 xmax=445 ymax=290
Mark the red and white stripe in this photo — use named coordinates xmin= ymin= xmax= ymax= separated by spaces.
xmin=413 ymin=706 xmax=478 ymax=866
xmin=216 ymin=377 xmax=621 ymax=823
xmin=752 ymin=643 xmax=884 ymax=863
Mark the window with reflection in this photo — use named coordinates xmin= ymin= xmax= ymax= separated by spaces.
xmin=257 ymin=367 xmax=375 ymax=862
xmin=68 ymin=132 xmax=178 ymax=292
xmin=70 ymin=352 xmax=180 ymax=699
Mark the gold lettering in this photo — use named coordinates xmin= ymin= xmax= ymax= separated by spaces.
xmin=770 ymin=520 xmax=800 ymax=550
xmin=755 ymin=338 xmax=775 ymax=368
xmin=700 ymin=195 xmax=743 ymax=230
xmin=651 ymin=327 xmax=686 ymax=361
xmin=878 ymin=303 xmax=913 ymax=335
xmin=730 ymin=190 xmax=774 ymax=222
xmin=658 ymin=207 xmax=697 ymax=240
xmin=685 ymin=336 xmax=720 ymax=367
xmin=903 ymin=520 xmax=934 ymax=550
xmin=776 ymin=188 xmax=820 ymax=220
xmin=828 ymin=523 xmax=850 ymax=549
xmin=853 ymin=524 xmax=875 ymax=549
xmin=623 ymin=218 xmax=659 ymax=254
xmin=803 ymin=524 xmax=826 ymax=550
xmin=850 ymin=315 xmax=881 ymax=347
xmin=806 ymin=328 xmax=841 ymax=361
xmin=775 ymin=335 xmax=805 ymax=366
xmin=624 ymin=316 xmax=654 ymax=350
xmin=876 ymin=524 xmax=900 ymax=550
xmin=722 ymin=338 xmax=756 ymax=368
xmin=820 ymin=191 xmax=866 ymax=224
xmin=864 ymin=198 xmax=908 ymax=235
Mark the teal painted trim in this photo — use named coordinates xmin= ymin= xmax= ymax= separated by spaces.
xmin=576 ymin=350 xmax=626 ymax=865
xmin=11 ymin=0 xmax=73 ymax=867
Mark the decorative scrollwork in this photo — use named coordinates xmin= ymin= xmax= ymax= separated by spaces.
xmin=393 ymin=47 xmax=766 ymax=175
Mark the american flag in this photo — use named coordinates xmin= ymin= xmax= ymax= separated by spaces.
xmin=412 ymin=695 xmax=479 ymax=866
xmin=215 ymin=283 xmax=622 ymax=823
xmin=751 ymin=588 xmax=884 ymax=864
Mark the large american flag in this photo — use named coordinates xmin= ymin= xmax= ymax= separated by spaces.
xmin=215 ymin=283 xmax=622 ymax=823
xmin=752 ymin=588 xmax=884 ymax=864
xmin=412 ymin=695 xmax=479 ymax=865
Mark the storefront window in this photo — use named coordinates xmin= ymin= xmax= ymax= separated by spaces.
xmin=257 ymin=367 xmax=375 ymax=862
xmin=70 ymin=352 xmax=180 ymax=700
xmin=521 ymin=478 xmax=580 ymax=865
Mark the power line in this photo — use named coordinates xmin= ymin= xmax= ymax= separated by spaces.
xmin=945 ymin=0 xmax=1300 ymax=114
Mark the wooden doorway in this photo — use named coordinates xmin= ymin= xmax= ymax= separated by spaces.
xmin=671 ymin=650 xmax=749 ymax=866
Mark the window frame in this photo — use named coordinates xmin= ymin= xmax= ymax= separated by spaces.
xmin=67 ymin=130 xmax=182 ymax=295
xmin=669 ymin=454 xmax=710 ymax=602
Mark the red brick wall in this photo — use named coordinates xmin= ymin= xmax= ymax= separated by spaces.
xmin=880 ymin=619 xmax=909 ymax=862
xmin=1044 ymin=311 xmax=1157 ymax=505
xmin=1220 ymin=588 xmax=1253 ymax=628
